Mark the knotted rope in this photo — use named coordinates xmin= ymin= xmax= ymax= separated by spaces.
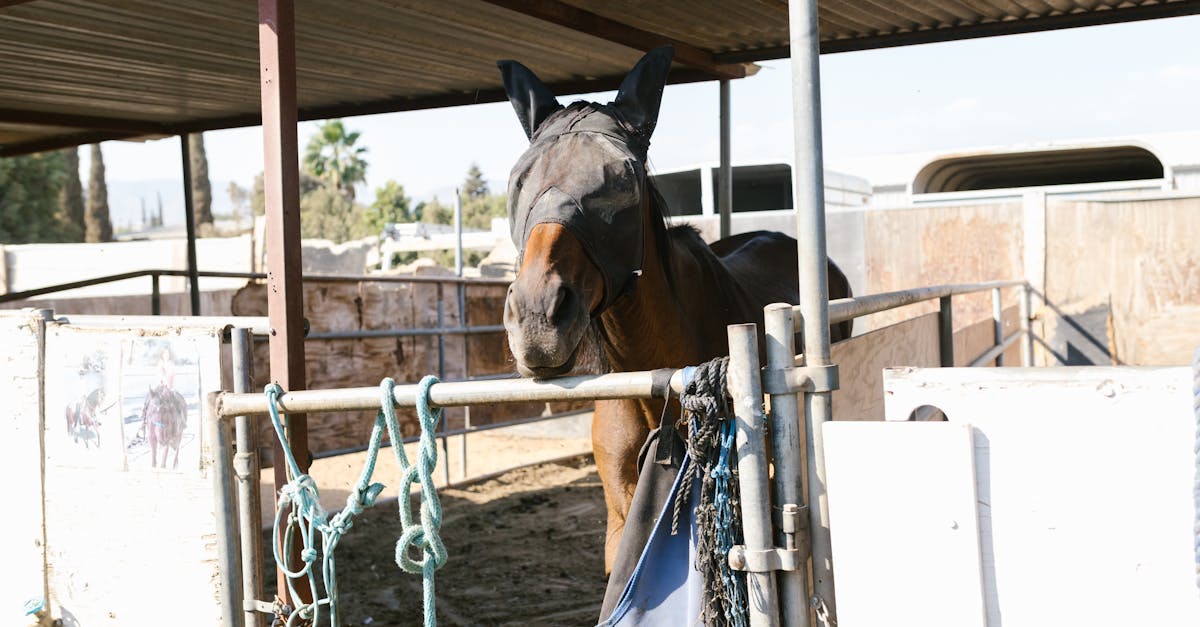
xmin=673 ymin=356 xmax=749 ymax=627
xmin=266 ymin=376 xmax=447 ymax=627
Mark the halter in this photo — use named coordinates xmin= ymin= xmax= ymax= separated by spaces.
xmin=507 ymin=103 xmax=649 ymax=313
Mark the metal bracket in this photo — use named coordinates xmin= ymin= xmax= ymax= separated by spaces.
xmin=761 ymin=364 xmax=839 ymax=395
xmin=728 ymin=503 xmax=811 ymax=572
xmin=728 ymin=545 xmax=802 ymax=572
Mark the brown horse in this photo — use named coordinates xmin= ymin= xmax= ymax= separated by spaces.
xmin=498 ymin=47 xmax=852 ymax=571
xmin=65 ymin=387 xmax=105 ymax=449
xmin=141 ymin=383 xmax=187 ymax=469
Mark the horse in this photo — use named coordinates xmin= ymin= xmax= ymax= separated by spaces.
xmin=141 ymin=383 xmax=188 ymax=469
xmin=497 ymin=47 xmax=853 ymax=571
xmin=65 ymin=387 xmax=105 ymax=448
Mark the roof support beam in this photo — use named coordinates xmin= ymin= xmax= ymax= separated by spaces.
xmin=480 ymin=0 xmax=745 ymax=79
xmin=0 ymin=108 xmax=166 ymax=133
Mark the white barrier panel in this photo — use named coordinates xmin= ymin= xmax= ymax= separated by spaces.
xmin=824 ymin=366 xmax=1200 ymax=627
xmin=41 ymin=322 xmax=228 ymax=626
xmin=0 ymin=311 xmax=47 ymax=627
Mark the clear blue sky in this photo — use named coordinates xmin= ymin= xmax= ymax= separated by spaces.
xmin=84 ymin=14 xmax=1200 ymax=220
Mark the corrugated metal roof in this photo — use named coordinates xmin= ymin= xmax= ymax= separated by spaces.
xmin=1 ymin=0 xmax=1197 ymax=156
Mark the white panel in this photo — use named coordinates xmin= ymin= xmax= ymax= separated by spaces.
xmin=0 ymin=312 xmax=46 ymax=627
xmin=882 ymin=366 xmax=1200 ymax=626
xmin=824 ymin=422 xmax=987 ymax=627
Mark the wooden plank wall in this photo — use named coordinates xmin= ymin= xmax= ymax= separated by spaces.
xmin=1045 ymin=196 xmax=1200 ymax=365
xmin=231 ymin=276 xmax=585 ymax=463
xmin=862 ymin=202 xmax=1024 ymax=332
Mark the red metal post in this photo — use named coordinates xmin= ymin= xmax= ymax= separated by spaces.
xmin=257 ymin=0 xmax=310 ymax=606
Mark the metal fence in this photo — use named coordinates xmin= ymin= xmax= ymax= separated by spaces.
xmin=211 ymin=278 xmax=1036 ymax=627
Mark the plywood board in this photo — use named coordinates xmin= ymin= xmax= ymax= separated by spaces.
xmin=830 ymin=312 xmax=939 ymax=421
xmin=824 ymin=422 xmax=986 ymax=627
xmin=0 ymin=312 xmax=47 ymax=627
xmin=881 ymin=366 xmax=1200 ymax=626
xmin=42 ymin=324 xmax=227 ymax=626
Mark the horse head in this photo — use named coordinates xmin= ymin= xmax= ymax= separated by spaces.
xmin=498 ymin=47 xmax=674 ymax=377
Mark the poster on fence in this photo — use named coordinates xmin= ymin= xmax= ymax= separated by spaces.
xmin=44 ymin=325 xmax=223 ymax=474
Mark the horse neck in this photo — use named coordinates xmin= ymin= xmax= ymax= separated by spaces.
xmin=595 ymin=197 xmax=735 ymax=372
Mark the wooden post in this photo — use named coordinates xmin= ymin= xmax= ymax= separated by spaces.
xmin=179 ymin=136 xmax=202 ymax=315
xmin=257 ymin=0 xmax=309 ymax=605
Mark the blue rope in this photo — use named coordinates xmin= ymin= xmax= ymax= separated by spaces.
xmin=1192 ymin=348 xmax=1199 ymax=592
xmin=265 ymin=376 xmax=447 ymax=627
xmin=711 ymin=418 xmax=748 ymax=627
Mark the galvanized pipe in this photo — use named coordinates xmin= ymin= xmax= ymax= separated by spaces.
xmin=217 ymin=369 xmax=691 ymax=418
xmin=764 ymin=304 xmax=811 ymax=627
xmin=719 ymin=79 xmax=732 ymax=240
xmin=938 ymin=296 xmax=955 ymax=368
xmin=53 ymin=314 xmax=270 ymax=335
xmin=727 ymin=323 xmax=780 ymax=627
xmin=788 ymin=0 xmax=837 ymax=620
xmin=809 ymin=280 xmax=1024 ymax=329
xmin=232 ymin=328 xmax=265 ymax=627
xmin=209 ymin=391 xmax=242 ymax=627
xmin=436 ymin=283 xmax=450 ymax=485
xmin=1020 ymin=282 xmax=1034 ymax=367
xmin=991 ymin=287 xmax=1004 ymax=366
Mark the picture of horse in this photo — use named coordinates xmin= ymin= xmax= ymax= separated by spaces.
xmin=139 ymin=383 xmax=188 ymax=469
xmin=64 ymin=387 xmax=107 ymax=448
xmin=122 ymin=337 xmax=201 ymax=471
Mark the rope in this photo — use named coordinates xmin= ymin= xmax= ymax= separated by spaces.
xmin=673 ymin=356 xmax=748 ymax=627
xmin=265 ymin=376 xmax=447 ymax=627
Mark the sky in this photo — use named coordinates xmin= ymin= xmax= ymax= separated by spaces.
xmin=81 ymin=14 xmax=1200 ymax=227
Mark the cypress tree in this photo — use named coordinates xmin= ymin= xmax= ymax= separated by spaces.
xmin=85 ymin=144 xmax=112 ymax=242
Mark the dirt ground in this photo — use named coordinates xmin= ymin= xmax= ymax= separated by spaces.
xmin=261 ymin=416 xmax=613 ymax=626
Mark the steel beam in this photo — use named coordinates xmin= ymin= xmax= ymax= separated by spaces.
xmin=718 ymin=79 xmax=732 ymax=240
xmin=179 ymin=135 xmax=201 ymax=316
xmin=480 ymin=0 xmax=744 ymax=79
xmin=257 ymin=0 xmax=308 ymax=606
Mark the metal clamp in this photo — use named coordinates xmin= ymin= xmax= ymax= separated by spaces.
xmin=728 ymin=546 xmax=802 ymax=572
xmin=728 ymin=503 xmax=810 ymax=572
xmin=761 ymin=364 xmax=839 ymax=395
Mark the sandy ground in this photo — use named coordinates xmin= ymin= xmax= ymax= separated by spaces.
xmin=258 ymin=414 xmax=612 ymax=626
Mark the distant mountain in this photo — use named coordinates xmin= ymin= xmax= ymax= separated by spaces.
xmin=105 ymin=178 xmax=241 ymax=231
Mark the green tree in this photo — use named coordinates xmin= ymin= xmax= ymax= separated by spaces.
xmin=0 ymin=151 xmax=71 ymax=243
xmin=303 ymin=120 xmax=368 ymax=200
xmin=299 ymin=183 xmax=369 ymax=243
xmin=363 ymin=180 xmax=414 ymax=234
xmin=188 ymin=133 xmax=213 ymax=228
xmin=85 ymin=144 xmax=112 ymax=242
xmin=56 ymin=147 xmax=85 ymax=241
xmin=463 ymin=162 xmax=489 ymax=199
xmin=419 ymin=197 xmax=453 ymax=225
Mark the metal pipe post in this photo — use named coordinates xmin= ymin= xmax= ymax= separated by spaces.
xmin=991 ymin=287 xmax=1004 ymax=366
xmin=257 ymin=0 xmax=309 ymax=604
xmin=727 ymin=323 xmax=780 ymax=627
xmin=233 ymin=328 xmax=265 ymax=627
xmin=454 ymin=188 xmax=463 ymax=276
xmin=179 ymin=135 xmax=202 ymax=316
xmin=209 ymin=391 xmax=242 ymax=627
xmin=719 ymin=79 xmax=732 ymax=240
xmin=150 ymin=272 xmax=161 ymax=315
xmin=436 ymin=283 xmax=450 ymax=485
xmin=1020 ymin=282 xmax=1034 ymax=367
xmin=764 ymin=304 xmax=811 ymax=627
xmin=788 ymin=0 xmax=837 ymax=620
xmin=938 ymin=296 xmax=954 ymax=367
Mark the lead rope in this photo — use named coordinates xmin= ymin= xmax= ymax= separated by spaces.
xmin=673 ymin=356 xmax=748 ymax=627
xmin=266 ymin=376 xmax=446 ymax=627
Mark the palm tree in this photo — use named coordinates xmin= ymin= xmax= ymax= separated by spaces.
xmin=303 ymin=119 xmax=368 ymax=200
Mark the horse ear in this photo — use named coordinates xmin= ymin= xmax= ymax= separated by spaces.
xmin=612 ymin=47 xmax=675 ymax=140
xmin=497 ymin=60 xmax=563 ymax=140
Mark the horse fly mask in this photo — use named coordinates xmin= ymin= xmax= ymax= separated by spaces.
xmin=506 ymin=103 xmax=649 ymax=312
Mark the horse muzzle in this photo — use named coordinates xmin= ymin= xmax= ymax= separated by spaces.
xmin=504 ymin=278 xmax=589 ymax=378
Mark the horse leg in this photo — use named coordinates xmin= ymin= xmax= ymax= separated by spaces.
xmin=148 ymin=430 xmax=158 ymax=468
xmin=592 ymin=399 xmax=652 ymax=574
